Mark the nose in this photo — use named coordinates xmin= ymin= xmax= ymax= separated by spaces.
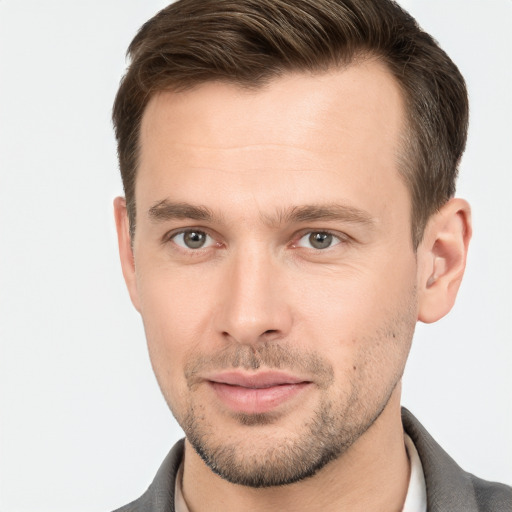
xmin=215 ymin=244 xmax=293 ymax=346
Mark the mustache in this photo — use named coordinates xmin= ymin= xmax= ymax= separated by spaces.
xmin=184 ymin=342 xmax=334 ymax=389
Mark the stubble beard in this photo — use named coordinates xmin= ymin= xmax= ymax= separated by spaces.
xmin=183 ymin=388 xmax=392 ymax=488
xmin=176 ymin=339 xmax=406 ymax=488
xmin=161 ymin=290 xmax=417 ymax=489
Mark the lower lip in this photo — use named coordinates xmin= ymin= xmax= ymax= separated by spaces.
xmin=209 ymin=381 xmax=311 ymax=415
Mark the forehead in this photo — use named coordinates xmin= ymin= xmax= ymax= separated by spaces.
xmin=136 ymin=60 xmax=407 ymax=222
xmin=141 ymin=59 xmax=404 ymax=151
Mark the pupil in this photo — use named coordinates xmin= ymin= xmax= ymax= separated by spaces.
xmin=309 ymin=232 xmax=332 ymax=249
xmin=184 ymin=231 xmax=206 ymax=249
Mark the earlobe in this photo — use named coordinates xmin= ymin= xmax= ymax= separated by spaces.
xmin=113 ymin=197 xmax=141 ymax=312
xmin=417 ymin=198 xmax=472 ymax=323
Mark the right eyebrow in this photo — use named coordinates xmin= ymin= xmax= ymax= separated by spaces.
xmin=147 ymin=200 xmax=217 ymax=223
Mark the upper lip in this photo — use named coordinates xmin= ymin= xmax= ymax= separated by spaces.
xmin=206 ymin=371 xmax=310 ymax=389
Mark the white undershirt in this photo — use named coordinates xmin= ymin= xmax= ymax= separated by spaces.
xmin=174 ymin=462 xmax=188 ymax=512
xmin=402 ymin=433 xmax=428 ymax=512
xmin=175 ymin=433 xmax=427 ymax=512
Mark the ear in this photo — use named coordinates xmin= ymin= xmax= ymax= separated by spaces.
xmin=113 ymin=197 xmax=141 ymax=312
xmin=417 ymin=198 xmax=472 ymax=323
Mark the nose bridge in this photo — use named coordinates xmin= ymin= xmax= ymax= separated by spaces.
xmin=216 ymin=240 xmax=291 ymax=344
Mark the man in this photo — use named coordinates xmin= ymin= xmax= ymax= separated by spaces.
xmin=111 ymin=0 xmax=511 ymax=510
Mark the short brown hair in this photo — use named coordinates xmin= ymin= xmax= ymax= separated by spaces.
xmin=112 ymin=0 xmax=468 ymax=248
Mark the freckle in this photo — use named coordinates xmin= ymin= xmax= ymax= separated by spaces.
xmin=353 ymin=366 xmax=357 ymax=371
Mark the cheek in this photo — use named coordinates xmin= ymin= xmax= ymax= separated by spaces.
xmin=296 ymin=264 xmax=415 ymax=336
xmin=136 ymin=269 xmax=215 ymax=385
xmin=295 ymin=256 xmax=417 ymax=373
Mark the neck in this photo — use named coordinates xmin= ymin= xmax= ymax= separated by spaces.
xmin=182 ymin=387 xmax=409 ymax=512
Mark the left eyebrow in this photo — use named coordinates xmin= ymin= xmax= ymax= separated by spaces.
xmin=266 ymin=204 xmax=376 ymax=228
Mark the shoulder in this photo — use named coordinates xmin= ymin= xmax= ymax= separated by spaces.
xmin=112 ymin=439 xmax=185 ymax=512
xmin=469 ymin=474 xmax=512 ymax=512
xmin=402 ymin=407 xmax=511 ymax=512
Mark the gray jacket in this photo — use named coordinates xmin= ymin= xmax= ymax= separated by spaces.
xmin=113 ymin=408 xmax=512 ymax=511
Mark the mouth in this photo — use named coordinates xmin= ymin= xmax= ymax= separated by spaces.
xmin=205 ymin=371 xmax=313 ymax=415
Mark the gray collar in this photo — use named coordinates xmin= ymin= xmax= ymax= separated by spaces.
xmin=114 ymin=408 xmax=511 ymax=512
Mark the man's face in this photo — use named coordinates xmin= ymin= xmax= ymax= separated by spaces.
xmin=127 ymin=61 xmax=420 ymax=486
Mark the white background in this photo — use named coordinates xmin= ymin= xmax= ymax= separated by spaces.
xmin=0 ymin=1 xmax=510 ymax=510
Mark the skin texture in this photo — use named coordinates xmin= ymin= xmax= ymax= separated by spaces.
xmin=115 ymin=60 xmax=471 ymax=511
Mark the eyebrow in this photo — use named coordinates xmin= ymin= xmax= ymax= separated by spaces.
xmin=271 ymin=204 xmax=375 ymax=227
xmin=147 ymin=200 xmax=375 ymax=228
xmin=148 ymin=200 xmax=216 ymax=222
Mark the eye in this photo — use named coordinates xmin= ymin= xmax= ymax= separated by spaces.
xmin=296 ymin=231 xmax=342 ymax=250
xmin=171 ymin=230 xmax=215 ymax=250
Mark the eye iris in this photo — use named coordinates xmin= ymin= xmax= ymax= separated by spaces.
xmin=184 ymin=231 xmax=206 ymax=249
xmin=309 ymin=232 xmax=332 ymax=249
